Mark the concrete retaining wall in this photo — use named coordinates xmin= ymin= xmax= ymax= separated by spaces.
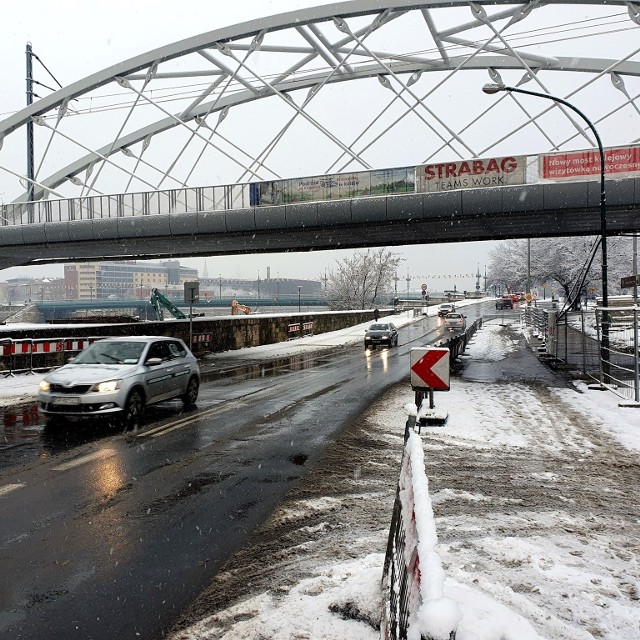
xmin=0 ymin=309 xmax=392 ymax=372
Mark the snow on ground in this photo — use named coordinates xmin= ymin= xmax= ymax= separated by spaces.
xmin=169 ymin=316 xmax=640 ymax=640
xmin=3 ymin=304 xmax=639 ymax=639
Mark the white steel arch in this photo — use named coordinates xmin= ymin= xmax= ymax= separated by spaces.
xmin=0 ymin=0 xmax=639 ymax=203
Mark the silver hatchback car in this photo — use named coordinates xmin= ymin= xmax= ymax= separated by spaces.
xmin=38 ymin=336 xmax=200 ymax=427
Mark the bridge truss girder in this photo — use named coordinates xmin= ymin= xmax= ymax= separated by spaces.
xmin=0 ymin=0 xmax=639 ymax=206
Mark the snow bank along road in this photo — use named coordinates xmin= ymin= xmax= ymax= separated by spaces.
xmin=169 ymin=320 xmax=640 ymax=640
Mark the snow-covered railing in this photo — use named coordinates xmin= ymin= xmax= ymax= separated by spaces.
xmin=381 ymin=423 xmax=459 ymax=640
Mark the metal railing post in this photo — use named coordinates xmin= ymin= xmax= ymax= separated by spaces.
xmin=634 ymin=308 xmax=639 ymax=403
xmin=596 ymin=309 xmax=604 ymax=385
xmin=581 ymin=309 xmax=587 ymax=375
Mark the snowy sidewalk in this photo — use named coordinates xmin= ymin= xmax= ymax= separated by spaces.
xmin=169 ymin=319 xmax=640 ymax=640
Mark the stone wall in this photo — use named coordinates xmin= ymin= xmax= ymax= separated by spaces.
xmin=0 ymin=309 xmax=393 ymax=373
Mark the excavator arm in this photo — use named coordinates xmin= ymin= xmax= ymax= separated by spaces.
xmin=149 ymin=288 xmax=187 ymax=320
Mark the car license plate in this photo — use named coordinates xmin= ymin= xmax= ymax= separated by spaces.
xmin=53 ymin=396 xmax=80 ymax=405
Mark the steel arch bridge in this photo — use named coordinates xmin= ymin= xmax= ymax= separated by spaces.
xmin=0 ymin=1 xmax=639 ymax=247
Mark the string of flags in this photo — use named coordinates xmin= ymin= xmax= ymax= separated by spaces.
xmin=414 ymin=274 xmax=474 ymax=279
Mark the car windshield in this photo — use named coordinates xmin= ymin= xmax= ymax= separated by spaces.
xmin=72 ymin=341 xmax=145 ymax=365
xmin=369 ymin=324 xmax=390 ymax=331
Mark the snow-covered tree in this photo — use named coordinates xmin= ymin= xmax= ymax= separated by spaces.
xmin=323 ymin=248 xmax=402 ymax=310
xmin=487 ymin=235 xmax=636 ymax=303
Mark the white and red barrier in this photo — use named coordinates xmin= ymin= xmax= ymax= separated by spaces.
xmin=0 ymin=337 xmax=100 ymax=375
xmin=287 ymin=322 xmax=313 ymax=339
xmin=381 ymin=427 xmax=460 ymax=640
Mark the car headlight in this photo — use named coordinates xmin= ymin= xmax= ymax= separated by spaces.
xmin=39 ymin=380 xmax=50 ymax=392
xmin=93 ymin=379 xmax=122 ymax=393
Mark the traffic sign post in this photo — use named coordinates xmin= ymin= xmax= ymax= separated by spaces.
xmin=410 ymin=347 xmax=450 ymax=426
xmin=184 ymin=281 xmax=200 ymax=351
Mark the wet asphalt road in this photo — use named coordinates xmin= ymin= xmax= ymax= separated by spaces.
xmin=0 ymin=303 xmax=499 ymax=639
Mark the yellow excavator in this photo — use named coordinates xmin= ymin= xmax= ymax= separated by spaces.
xmin=231 ymin=299 xmax=251 ymax=315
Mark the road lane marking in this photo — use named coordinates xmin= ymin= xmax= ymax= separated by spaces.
xmin=137 ymin=373 xmax=347 ymax=440
xmin=52 ymin=448 xmax=116 ymax=472
xmin=138 ymin=400 xmax=247 ymax=439
xmin=0 ymin=483 xmax=25 ymax=496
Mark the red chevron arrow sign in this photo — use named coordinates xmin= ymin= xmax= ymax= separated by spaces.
xmin=410 ymin=348 xmax=450 ymax=391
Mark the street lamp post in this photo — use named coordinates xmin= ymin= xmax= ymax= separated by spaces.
xmin=482 ymin=83 xmax=610 ymax=382
xmin=297 ymin=286 xmax=302 ymax=312
xmin=219 ymin=274 xmax=222 ymax=300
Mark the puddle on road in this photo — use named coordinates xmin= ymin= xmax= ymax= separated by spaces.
xmin=1 ymin=402 xmax=45 ymax=447
xmin=203 ymin=352 xmax=336 ymax=383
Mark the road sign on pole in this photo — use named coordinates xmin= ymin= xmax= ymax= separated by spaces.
xmin=184 ymin=281 xmax=199 ymax=351
xmin=621 ymin=275 xmax=639 ymax=288
xmin=410 ymin=347 xmax=450 ymax=390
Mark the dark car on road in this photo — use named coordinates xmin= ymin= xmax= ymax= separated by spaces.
xmin=364 ymin=322 xmax=398 ymax=349
xmin=496 ymin=296 xmax=514 ymax=310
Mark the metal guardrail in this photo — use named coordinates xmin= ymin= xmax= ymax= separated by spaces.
xmin=1 ymin=184 xmax=253 ymax=225
xmin=435 ymin=318 xmax=483 ymax=363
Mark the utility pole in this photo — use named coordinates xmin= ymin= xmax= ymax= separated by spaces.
xmin=26 ymin=43 xmax=35 ymax=218
xmin=634 ymin=234 xmax=638 ymax=303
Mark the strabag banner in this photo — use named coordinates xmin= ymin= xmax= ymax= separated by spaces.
xmin=540 ymin=145 xmax=640 ymax=181
xmin=415 ymin=155 xmax=527 ymax=193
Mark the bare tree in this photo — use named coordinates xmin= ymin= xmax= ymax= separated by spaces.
xmin=488 ymin=235 xmax=634 ymax=302
xmin=323 ymin=248 xmax=402 ymax=310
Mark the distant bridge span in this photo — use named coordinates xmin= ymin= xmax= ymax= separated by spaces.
xmin=0 ymin=178 xmax=638 ymax=270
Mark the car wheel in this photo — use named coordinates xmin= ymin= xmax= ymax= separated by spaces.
xmin=122 ymin=389 xmax=145 ymax=429
xmin=181 ymin=376 xmax=199 ymax=406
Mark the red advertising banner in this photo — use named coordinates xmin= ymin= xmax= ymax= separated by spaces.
xmin=541 ymin=145 xmax=640 ymax=181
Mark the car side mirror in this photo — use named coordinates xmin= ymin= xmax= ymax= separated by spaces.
xmin=145 ymin=357 xmax=163 ymax=367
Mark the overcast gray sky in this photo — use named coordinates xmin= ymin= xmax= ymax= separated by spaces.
xmin=3 ymin=1 xmax=631 ymax=292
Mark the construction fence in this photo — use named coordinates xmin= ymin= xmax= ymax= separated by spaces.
xmin=521 ymin=304 xmax=639 ymax=404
